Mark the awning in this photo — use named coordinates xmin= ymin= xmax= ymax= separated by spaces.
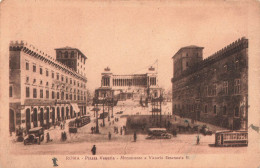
xmin=71 ymin=103 xmax=80 ymax=113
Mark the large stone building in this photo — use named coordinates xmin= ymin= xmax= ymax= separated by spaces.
xmin=171 ymin=37 xmax=248 ymax=130
xmin=9 ymin=41 xmax=88 ymax=133
xmin=95 ymin=66 xmax=161 ymax=101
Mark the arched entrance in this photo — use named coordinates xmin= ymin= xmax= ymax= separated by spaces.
xmin=66 ymin=107 xmax=69 ymax=119
xmin=70 ymin=106 xmax=73 ymax=118
xmin=40 ymin=108 xmax=44 ymax=127
xmin=57 ymin=107 xmax=60 ymax=121
xmin=46 ymin=107 xmax=50 ymax=127
xmin=9 ymin=109 xmax=15 ymax=132
xmin=33 ymin=108 xmax=38 ymax=127
xmin=26 ymin=108 xmax=31 ymax=131
xmin=52 ymin=107 xmax=55 ymax=124
xmin=61 ymin=107 xmax=64 ymax=120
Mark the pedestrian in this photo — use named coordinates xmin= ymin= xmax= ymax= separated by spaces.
xmin=60 ymin=123 xmax=63 ymax=130
xmin=120 ymin=127 xmax=123 ymax=135
xmin=46 ymin=132 xmax=50 ymax=143
xmin=196 ymin=135 xmax=200 ymax=145
xmin=108 ymin=132 xmax=111 ymax=140
xmin=61 ymin=132 xmax=64 ymax=141
xmin=134 ymin=131 xmax=137 ymax=142
xmin=91 ymin=145 xmax=96 ymax=155
xmin=64 ymin=131 xmax=67 ymax=141
xmin=172 ymin=129 xmax=177 ymax=137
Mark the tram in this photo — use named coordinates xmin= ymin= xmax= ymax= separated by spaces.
xmin=215 ymin=130 xmax=248 ymax=147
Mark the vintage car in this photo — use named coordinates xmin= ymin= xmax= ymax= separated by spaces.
xmin=116 ymin=111 xmax=123 ymax=114
xmin=200 ymin=125 xmax=213 ymax=135
xmin=24 ymin=127 xmax=44 ymax=145
xmin=146 ymin=128 xmax=172 ymax=139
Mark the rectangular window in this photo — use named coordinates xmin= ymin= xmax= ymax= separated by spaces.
xmin=70 ymin=94 xmax=72 ymax=100
xmin=57 ymin=73 xmax=59 ymax=80
xmin=70 ymin=79 xmax=72 ymax=84
xmin=66 ymin=77 xmax=68 ymax=83
xmin=9 ymin=86 xmax=13 ymax=97
xmin=57 ymin=92 xmax=60 ymax=99
xmin=204 ymin=105 xmax=208 ymax=113
xmin=235 ymin=107 xmax=239 ymax=117
xmin=26 ymin=62 xmax=29 ymax=70
xmin=235 ymin=60 xmax=239 ymax=70
xmin=40 ymin=89 xmax=43 ymax=98
xmin=223 ymin=81 xmax=228 ymax=95
xmin=52 ymin=91 xmax=55 ymax=99
xmin=33 ymin=65 xmax=36 ymax=72
xmin=46 ymin=70 xmax=49 ymax=76
xmin=213 ymin=84 xmax=217 ymax=96
xmin=26 ymin=87 xmax=30 ymax=98
xmin=33 ymin=88 xmax=37 ymax=98
xmin=61 ymin=76 xmax=64 ymax=81
xmin=46 ymin=90 xmax=49 ymax=99
xmin=26 ymin=76 xmax=29 ymax=83
xmin=66 ymin=94 xmax=68 ymax=100
xmin=234 ymin=79 xmax=241 ymax=94
xmin=214 ymin=105 xmax=217 ymax=114
xmin=52 ymin=72 xmax=54 ymax=78
xmin=40 ymin=67 xmax=43 ymax=75
xmin=74 ymin=94 xmax=76 ymax=100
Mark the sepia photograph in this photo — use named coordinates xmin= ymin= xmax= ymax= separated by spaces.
xmin=0 ymin=0 xmax=260 ymax=167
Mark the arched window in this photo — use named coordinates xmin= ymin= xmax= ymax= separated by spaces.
xmin=58 ymin=51 xmax=62 ymax=58
xmin=65 ymin=51 xmax=68 ymax=58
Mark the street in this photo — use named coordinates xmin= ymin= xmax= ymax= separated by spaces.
xmin=9 ymin=101 xmax=247 ymax=155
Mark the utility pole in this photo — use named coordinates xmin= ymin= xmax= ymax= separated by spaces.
xmin=92 ymin=103 xmax=99 ymax=134
xmin=111 ymin=97 xmax=114 ymax=118
xmin=108 ymin=98 xmax=110 ymax=122
xmin=160 ymin=95 xmax=162 ymax=128
xmin=103 ymin=98 xmax=105 ymax=127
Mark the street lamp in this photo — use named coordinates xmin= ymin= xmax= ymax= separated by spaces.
xmin=102 ymin=97 xmax=106 ymax=127
xmin=92 ymin=98 xmax=100 ymax=134
xmin=92 ymin=105 xmax=100 ymax=134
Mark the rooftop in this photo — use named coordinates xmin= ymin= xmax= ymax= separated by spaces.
xmin=172 ymin=45 xmax=204 ymax=58
xmin=55 ymin=46 xmax=87 ymax=59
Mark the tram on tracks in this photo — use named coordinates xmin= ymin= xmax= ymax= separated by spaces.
xmin=215 ymin=130 xmax=248 ymax=147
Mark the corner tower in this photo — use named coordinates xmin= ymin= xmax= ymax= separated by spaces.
xmin=172 ymin=45 xmax=204 ymax=78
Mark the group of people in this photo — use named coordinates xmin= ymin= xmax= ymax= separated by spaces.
xmin=113 ymin=126 xmax=126 ymax=135
xmin=91 ymin=126 xmax=97 ymax=134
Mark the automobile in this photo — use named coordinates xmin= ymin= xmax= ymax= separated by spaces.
xmin=24 ymin=127 xmax=44 ymax=145
xmin=116 ymin=111 xmax=123 ymax=114
xmin=146 ymin=128 xmax=172 ymax=139
xmin=200 ymin=125 xmax=213 ymax=135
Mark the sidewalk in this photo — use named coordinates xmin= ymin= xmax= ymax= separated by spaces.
xmin=172 ymin=115 xmax=225 ymax=132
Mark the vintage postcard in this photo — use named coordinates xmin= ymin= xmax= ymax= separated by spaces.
xmin=0 ymin=0 xmax=260 ymax=167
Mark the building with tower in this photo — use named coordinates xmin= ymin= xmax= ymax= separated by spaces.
xmin=9 ymin=41 xmax=88 ymax=133
xmin=171 ymin=37 xmax=248 ymax=130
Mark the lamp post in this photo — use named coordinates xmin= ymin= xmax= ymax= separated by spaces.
xmin=92 ymin=98 xmax=100 ymax=134
xmin=92 ymin=105 xmax=100 ymax=134
xmin=102 ymin=97 xmax=105 ymax=127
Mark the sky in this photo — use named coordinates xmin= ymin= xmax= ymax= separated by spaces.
xmin=0 ymin=0 xmax=249 ymax=92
